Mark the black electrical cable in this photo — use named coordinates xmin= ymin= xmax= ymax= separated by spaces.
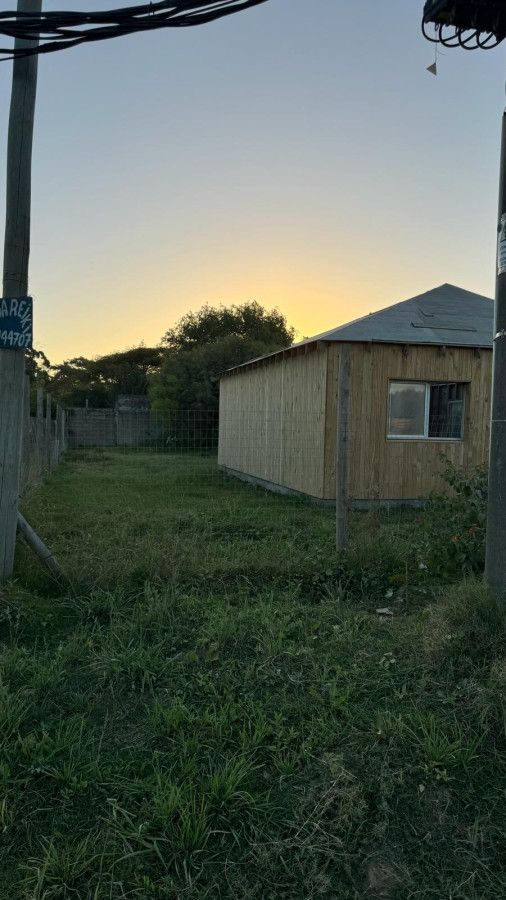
xmin=0 ymin=0 xmax=271 ymax=58
xmin=422 ymin=17 xmax=504 ymax=50
xmin=477 ymin=31 xmax=502 ymax=49
xmin=458 ymin=29 xmax=481 ymax=49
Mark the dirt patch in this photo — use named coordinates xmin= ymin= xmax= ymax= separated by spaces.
xmin=365 ymin=860 xmax=399 ymax=897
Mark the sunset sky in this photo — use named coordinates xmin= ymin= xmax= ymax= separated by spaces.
xmin=0 ymin=0 xmax=504 ymax=363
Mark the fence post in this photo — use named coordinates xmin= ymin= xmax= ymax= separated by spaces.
xmin=48 ymin=394 xmax=57 ymax=468
xmin=20 ymin=374 xmax=30 ymax=493
xmin=45 ymin=392 xmax=52 ymax=470
xmin=336 ymin=344 xmax=351 ymax=551
xmin=61 ymin=408 xmax=67 ymax=451
xmin=55 ymin=405 xmax=62 ymax=463
xmin=36 ymin=386 xmax=44 ymax=478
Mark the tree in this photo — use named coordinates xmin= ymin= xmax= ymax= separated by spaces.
xmin=50 ymin=346 xmax=163 ymax=408
xmin=89 ymin=346 xmax=164 ymax=396
xmin=25 ymin=347 xmax=51 ymax=384
xmin=25 ymin=347 xmax=51 ymax=412
xmin=162 ymin=301 xmax=295 ymax=353
xmin=152 ymin=302 xmax=296 ymax=415
xmin=49 ymin=357 xmax=111 ymax=409
xmin=150 ymin=334 xmax=279 ymax=415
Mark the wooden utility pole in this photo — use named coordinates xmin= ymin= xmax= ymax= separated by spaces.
xmin=0 ymin=0 xmax=41 ymax=582
xmin=485 ymin=108 xmax=506 ymax=593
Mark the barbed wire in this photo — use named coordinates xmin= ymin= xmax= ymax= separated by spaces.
xmin=0 ymin=0 xmax=271 ymax=58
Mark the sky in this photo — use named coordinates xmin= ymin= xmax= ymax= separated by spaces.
xmin=0 ymin=0 xmax=504 ymax=363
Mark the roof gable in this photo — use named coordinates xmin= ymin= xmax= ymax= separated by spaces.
xmin=219 ymin=284 xmax=494 ymax=377
xmin=296 ymin=284 xmax=493 ymax=349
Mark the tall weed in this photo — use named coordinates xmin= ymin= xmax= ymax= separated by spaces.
xmin=417 ymin=457 xmax=487 ymax=576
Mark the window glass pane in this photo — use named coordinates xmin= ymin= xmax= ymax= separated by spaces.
xmin=388 ymin=382 xmax=426 ymax=436
xmin=428 ymin=383 xmax=464 ymax=438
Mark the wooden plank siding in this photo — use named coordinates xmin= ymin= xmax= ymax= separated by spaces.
xmin=324 ymin=342 xmax=492 ymax=502
xmin=219 ymin=341 xmax=492 ymax=504
xmin=218 ymin=347 xmax=328 ymax=498
xmin=323 ymin=342 xmax=339 ymax=499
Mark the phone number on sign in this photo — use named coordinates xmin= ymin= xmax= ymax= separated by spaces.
xmin=0 ymin=330 xmax=32 ymax=347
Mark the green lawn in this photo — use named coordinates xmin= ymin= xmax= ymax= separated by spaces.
xmin=15 ymin=450 xmax=336 ymax=591
xmin=1 ymin=451 xmax=505 ymax=899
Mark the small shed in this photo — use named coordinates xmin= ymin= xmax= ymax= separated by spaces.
xmin=217 ymin=284 xmax=493 ymax=504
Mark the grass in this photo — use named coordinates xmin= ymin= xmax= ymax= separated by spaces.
xmin=14 ymin=450 xmax=337 ymax=591
xmin=0 ymin=450 xmax=504 ymax=898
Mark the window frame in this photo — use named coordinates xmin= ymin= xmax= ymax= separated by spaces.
xmin=387 ymin=380 xmax=465 ymax=441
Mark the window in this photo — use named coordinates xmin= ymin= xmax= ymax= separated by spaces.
xmin=387 ymin=381 xmax=465 ymax=440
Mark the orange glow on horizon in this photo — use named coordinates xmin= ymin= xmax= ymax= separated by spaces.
xmin=39 ymin=255 xmax=493 ymax=365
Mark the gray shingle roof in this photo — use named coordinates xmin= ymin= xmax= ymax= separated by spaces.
xmin=293 ymin=283 xmax=493 ymax=349
xmin=219 ymin=284 xmax=494 ymax=377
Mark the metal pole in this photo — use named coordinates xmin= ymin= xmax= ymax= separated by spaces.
xmin=485 ymin=106 xmax=506 ymax=593
xmin=0 ymin=0 xmax=41 ymax=581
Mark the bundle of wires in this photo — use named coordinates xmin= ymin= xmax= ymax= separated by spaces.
xmin=422 ymin=19 xmax=505 ymax=48
xmin=422 ymin=0 xmax=505 ymax=49
xmin=0 ymin=0 xmax=270 ymax=58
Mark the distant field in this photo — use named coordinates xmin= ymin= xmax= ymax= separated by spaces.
xmin=1 ymin=450 xmax=504 ymax=899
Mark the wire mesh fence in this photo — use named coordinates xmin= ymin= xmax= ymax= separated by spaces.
xmin=20 ymin=381 xmax=67 ymax=496
xmin=66 ymin=408 xmax=220 ymax=454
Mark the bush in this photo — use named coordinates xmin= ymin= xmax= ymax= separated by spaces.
xmin=417 ymin=457 xmax=487 ymax=577
xmin=342 ymin=509 xmax=416 ymax=601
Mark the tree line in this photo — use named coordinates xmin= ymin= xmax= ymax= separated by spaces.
xmin=28 ymin=302 xmax=296 ymax=413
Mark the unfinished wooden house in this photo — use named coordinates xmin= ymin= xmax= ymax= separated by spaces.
xmin=218 ymin=284 xmax=493 ymax=504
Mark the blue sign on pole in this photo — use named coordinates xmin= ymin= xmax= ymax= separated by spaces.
xmin=0 ymin=297 xmax=33 ymax=349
